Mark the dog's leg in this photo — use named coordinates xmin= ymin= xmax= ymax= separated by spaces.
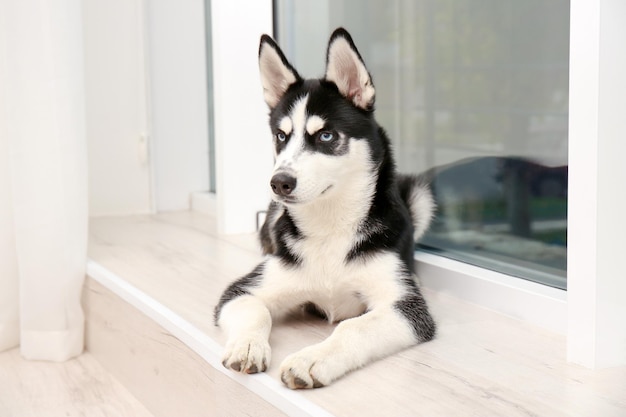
xmin=279 ymin=306 xmax=425 ymax=389
xmin=218 ymin=295 xmax=272 ymax=373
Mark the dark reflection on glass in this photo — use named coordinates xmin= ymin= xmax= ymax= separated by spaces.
xmin=420 ymin=157 xmax=567 ymax=289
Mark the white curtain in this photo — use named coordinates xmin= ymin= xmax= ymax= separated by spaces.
xmin=0 ymin=0 xmax=87 ymax=361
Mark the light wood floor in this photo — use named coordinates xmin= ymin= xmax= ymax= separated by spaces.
xmin=0 ymin=348 xmax=153 ymax=417
xmin=86 ymin=211 xmax=626 ymax=417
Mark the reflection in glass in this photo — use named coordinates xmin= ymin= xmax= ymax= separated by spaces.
xmin=276 ymin=0 xmax=569 ymax=289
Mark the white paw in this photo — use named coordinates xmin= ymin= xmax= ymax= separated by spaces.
xmin=279 ymin=346 xmax=337 ymax=389
xmin=222 ymin=337 xmax=271 ymax=374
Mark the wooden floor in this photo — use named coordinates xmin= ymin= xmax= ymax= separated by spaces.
xmin=85 ymin=211 xmax=626 ymax=417
xmin=0 ymin=348 xmax=153 ymax=417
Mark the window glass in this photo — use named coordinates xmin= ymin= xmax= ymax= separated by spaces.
xmin=275 ymin=0 xmax=569 ymax=289
xmin=205 ymin=0 xmax=216 ymax=193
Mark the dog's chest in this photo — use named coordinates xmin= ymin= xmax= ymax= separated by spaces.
xmin=294 ymin=232 xmax=354 ymax=276
xmin=261 ymin=229 xmax=405 ymax=322
xmin=292 ymin=234 xmax=368 ymax=316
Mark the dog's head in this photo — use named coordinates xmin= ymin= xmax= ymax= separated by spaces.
xmin=259 ymin=28 xmax=379 ymax=206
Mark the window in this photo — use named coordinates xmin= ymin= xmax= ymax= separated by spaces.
xmin=204 ymin=0 xmax=217 ymax=194
xmin=275 ymin=0 xmax=569 ymax=289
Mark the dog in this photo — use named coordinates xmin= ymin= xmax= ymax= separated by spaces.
xmin=214 ymin=28 xmax=436 ymax=389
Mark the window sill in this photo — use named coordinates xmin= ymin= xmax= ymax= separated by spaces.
xmin=415 ymin=251 xmax=567 ymax=335
xmin=85 ymin=211 xmax=622 ymax=417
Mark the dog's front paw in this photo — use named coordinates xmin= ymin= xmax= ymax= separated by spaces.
xmin=279 ymin=346 xmax=335 ymax=389
xmin=222 ymin=337 xmax=271 ymax=374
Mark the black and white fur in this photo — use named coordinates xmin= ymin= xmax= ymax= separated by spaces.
xmin=214 ymin=28 xmax=436 ymax=389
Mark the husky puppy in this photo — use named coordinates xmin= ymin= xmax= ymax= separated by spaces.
xmin=214 ymin=28 xmax=436 ymax=389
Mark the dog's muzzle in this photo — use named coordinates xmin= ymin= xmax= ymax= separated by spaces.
xmin=270 ymin=172 xmax=297 ymax=197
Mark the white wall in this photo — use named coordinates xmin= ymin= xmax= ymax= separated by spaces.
xmin=146 ymin=0 xmax=210 ymax=212
xmin=84 ymin=0 xmax=152 ymax=216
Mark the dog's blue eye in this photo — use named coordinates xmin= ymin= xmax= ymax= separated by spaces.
xmin=276 ymin=132 xmax=287 ymax=142
xmin=319 ymin=131 xmax=334 ymax=142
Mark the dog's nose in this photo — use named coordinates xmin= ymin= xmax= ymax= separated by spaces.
xmin=270 ymin=173 xmax=297 ymax=196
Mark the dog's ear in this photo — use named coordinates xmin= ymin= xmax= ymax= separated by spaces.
xmin=325 ymin=28 xmax=375 ymax=110
xmin=259 ymin=35 xmax=301 ymax=109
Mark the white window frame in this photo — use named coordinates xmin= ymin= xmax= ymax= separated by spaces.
xmin=415 ymin=253 xmax=567 ymax=334
xmin=210 ymin=0 xmax=274 ymax=234
xmin=566 ymin=0 xmax=626 ymax=369
xmin=210 ymin=0 xmax=626 ymax=368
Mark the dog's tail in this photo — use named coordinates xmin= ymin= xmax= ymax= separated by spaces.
xmin=397 ymin=174 xmax=435 ymax=241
